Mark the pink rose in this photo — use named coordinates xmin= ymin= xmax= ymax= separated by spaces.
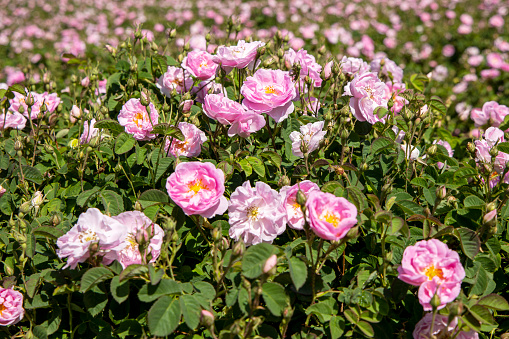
xmin=304 ymin=97 xmax=321 ymax=116
xmin=56 ymin=208 xmax=125 ymax=269
xmin=165 ymin=122 xmax=207 ymax=158
xmin=468 ymin=55 xmax=484 ymax=67
xmin=41 ymin=92 xmax=60 ymax=113
xmin=305 ymin=190 xmax=358 ymax=241
xmin=70 ymin=105 xmax=81 ymax=123
xmin=384 ymin=81 xmax=408 ymax=113
xmin=9 ymin=91 xmax=45 ymax=120
xmin=0 ymin=288 xmax=24 ymax=326
xmin=228 ymin=112 xmax=266 ymax=138
xmin=397 ymin=239 xmax=465 ymax=311
xmin=289 ymin=121 xmax=327 ymax=157
xmin=228 ymin=181 xmax=287 ymax=245
xmin=347 ymin=72 xmax=389 ymax=125
xmin=433 ymin=140 xmax=454 ymax=169
xmin=284 ymin=48 xmax=323 ymax=87
xmin=0 ymin=112 xmax=26 ymax=130
xmin=442 ymin=44 xmax=455 ymax=57
xmin=166 ymin=162 xmax=228 ymax=218
xmin=489 ymin=14 xmax=504 ymax=28
xmin=241 ymin=69 xmax=296 ymax=123
xmin=212 ymin=40 xmax=264 ymax=73
xmin=413 ymin=313 xmax=478 ymax=339
xmin=0 ymin=185 xmax=5 ymax=198
xmin=487 ymin=53 xmax=504 ymax=69
xmin=475 ymin=127 xmax=509 ymax=173
xmin=157 ymin=66 xmax=194 ymax=96
xmin=182 ymin=50 xmax=218 ymax=80
xmin=80 ymin=119 xmax=99 ymax=145
xmin=280 ymin=180 xmax=320 ymax=230
xmin=193 ymin=82 xmax=227 ymax=104
xmin=483 ymin=101 xmax=509 ymax=127
xmin=118 ymin=98 xmax=159 ymax=141
xmin=340 ymin=56 xmax=370 ymax=76
xmin=107 ymin=211 xmax=164 ymax=269
xmin=370 ymin=57 xmax=404 ymax=82
xmin=203 ymin=94 xmax=245 ymax=125
xmin=480 ymin=69 xmax=500 ymax=79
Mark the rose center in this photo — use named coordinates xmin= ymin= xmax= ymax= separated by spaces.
xmin=78 ymin=229 xmax=98 ymax=243
xmin=188 ymin=179 xmax=208 ymax=194
xmin=247 ymin=206 xmax=259 ymax=220
xmin=133 ymin=112 xmax=145 ymax=128
xmin=424 ymin=265 xmax=444 ymax=280
xmin=364 ymin=86 xmax=375 ymax=100
xmin=264 ymin=85 xmax=281 ymax=95
xmin=321 ymin=211 xmax=341 ymax=227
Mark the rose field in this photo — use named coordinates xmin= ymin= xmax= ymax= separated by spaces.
xmin=2 ymin=0 xmax=509 ymax=338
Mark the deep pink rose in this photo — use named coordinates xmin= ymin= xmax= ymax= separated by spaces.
xmin=157 ymin=66 xmax=194 ymax=96
xmin=228 ymin=112 xmax=266 ymax=138
xmin=241 ymin=69 xmax=296 ymax=123
xmin=0 ymin=112 xmax=26 ymax=130
xmin=166 ymin=162 xmax=228 ymax=218
xmin=165 ymin=122 xmax=207 ymax=158
xmin=182 ymin=50 xmax=218 ymax=80
xmin=203 ymin=94 xmax=245 ymax=125
xmin=305 ymin=190 xmax=358 ymax=241
xmin=347 ymin=72 xmax=389 ymax=124
xmin=118 ymin=98 xmax=159 ymax=141
xmin=212 ymin=40 xmax=264 ymax=73
xmin=0 ymin=288 xmax=24 ymax=326
xmin=384 ymin=81 xmax=408 ymax=113
xmin=280 ymin=181 xmax=320 ymax=230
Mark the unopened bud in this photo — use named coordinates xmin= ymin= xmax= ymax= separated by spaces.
xmin=17 ymin=105 xmax=25 ymax=114
xmin=200 ymin=310 xmax=215 ymax=328
xmin=427 ymin=144 xmax=437 ymax=156
xmin=345 ymin=226 xmax=359 ymax=240
xmin=318 ymin=45 xmax=326 ymax=55
xmin=14 ymin=140 xmax=23 ymax=151
xmin=19 ymin=201 xmax=32 ymax=214
xmin=436 ymin=186 xmax=446 ymax=200
xmin=134 ymin=201 xmax=142 ymax=211
xmin=483 ymin=209 xmax=497 ymax=225
xmin=232 ymin=239 xmax=245 ymax=258
xmin=296 ymin=189 xmax=307 ymax=207
xmin=31 ymin=191 xmax=44 ymax=207
xmin=257 ymin=46 xmax=266 ymax=56
xmin=263 ymin=254 xmax=277 ymax=275
xmin=278 ymin=175 xmax=291 ymax=188
xmin=51 ymin=214 xmax=61 ymax=226
xmin=180 ymin=99 xmax=193 ymax=114
xmin=430 ymin=293 xmax=441 ymax=310
xmin=140 ymin=93 xmax=150 ymax=107
xmin=211 ymin=227 xmax=222 ymax=242
xmin=466 ymin=142 xmax=476 ymax=155
xmin=490 ymin=147 xmax=499 ymax=158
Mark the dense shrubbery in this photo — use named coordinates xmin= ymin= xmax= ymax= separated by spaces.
xmin=1 ymin=0 xmax=509 ymax=338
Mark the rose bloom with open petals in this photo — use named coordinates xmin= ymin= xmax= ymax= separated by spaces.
xmin=483 ymin=101 xmax=509 ymax=128
xmin=228 ymin=181 xmax=287 ymax=245
xmin=0 ymin=112 xmax=26 ymax=130
xmin=41 ymin=92 xmax=61 ymax=113
xmin=212 ymin=40 xmax=264 ymax=73
xmin=384 ymin=81 xmax=408 ymax=113
xmin=203 ymin=94 xmax=245 ymax=125
xmin=165 ymin=122 xmax=207 ymax=158
xmin=398 ymin=239 xmax=465 ymax=311
xmin=413 ymin=313 xmax=478 ymax=339
xmin=433 ymin=139 xmax=454 ymax=169
xmin=289 ymin=121 xmax=327 ymax=157
xmin=346 ymin=72 xmax=388 ymax=125
xmin=182 ymin=50 xmax=218 ymax=80
xmin=157 ymin=66 xmax=194 ymax=97
xmin=9 ymin=91 xmax=45 ymax=120
xmin=284 ymin=48 xmax=322 ymax=87
xmin=228 ymin=112 xmax=266 ymax=138
xmin=305 ymin=191 xmax=358 ymax=241
xmin=56 ymin=208 xmax=124 ymax=269
xmin=280 ymin=181 xmax=320 ymax=230
xmin=118 ymin=98 xmax=159 ymax=141
xmin=340 ymin=56 xmax=371 ymax=76
xmin=107 ymin=211 xmax=164 ymax=269
xmin=80 ymin=118 xmax=99 ymax=145
xmin=241 ymin=69 xmax=296 ymax=123
xmin=166 ymin=162 xmax=228 ymax=218
xmin=0 ymin=288 xmax=24 ymax=326
xmin=370 ymin=57 xmax=404 ymax=83
xmin=475 ymin=127 xmax=509 ymax=173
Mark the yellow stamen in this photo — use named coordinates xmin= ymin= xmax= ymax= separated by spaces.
xmin=264 ymin=85 xmax=281 ymax=95
xmin=322 ymin=212 xmax=341 ymax=227
xmin=0 ymin=303 xmax=4 ymax=316
xmin=424 ymin=265 xmax=444 ymax=280
xmin=188 ymin=179 xmax=208 ymax=194
xmin=133 ymin=112 xmax=145 ymax=127
xmin=247 ymin=206 xmax=259 ymax=220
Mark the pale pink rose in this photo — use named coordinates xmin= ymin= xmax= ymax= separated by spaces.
xmin=340 ymin=56 xmax=371 ymax=76
xmin=433 ymin=140 xmax=454 ymax=169
xmin=0 ymin=112 xmax=26 ymax=130
xmin=452 ymin=82 xmax=468 ymax=94
xmin=370 ymin=57 xmax=404 ymax=82
xmin=305 ymin=190 xmax=358 ymax=241
xmin=458 ymin=24 xmax=472 ymax=35
xmin=9 ymin=91 xmax=45 ymax=120
xmin=460 ymin=14 xmax=473 ymax=25
xmin=323 ymin=61 xmax=333 ymax=79
xmin=0 ymin=288 xmax=24 ymax=325
xmin=456 ymin=102 xmax=472 ymax=121
xmin=241 ymin=69 xmax=296 ymax=123
xmin=397 ymin=239 xmax=465 ymax=310
xmin=347 ymin=72 xmax=389 ymax=125
xmin=157 ymin=66 xmax=194 ymax=97
xmin=212 ymin=40 xmax=264 ymax=73
xmin=384 ymin=81 xmax=408 ymax=113
xmin=70 ymin=105 xmax=81 ymax=123
xmin=401 ymin=143 xmax=420 ymax=161
xmin=203 ymin=94 xmax=245 ymax=125
xmin=108 ymin=211 xmax=164 ymax=269
xmin=468 ymin=55 xmax=484 ymax=67
xmin=361 ymin=35 xmax=375 ymax=59
xmin=56 ymin=208 xmax=125 ymax=269
xmin=432 ymin=65 xmax=448 ymax=81
xmin=228 ymin=112 xmax=266 ymax=138
xmin=289 ymin=121 xmax=327 ymax=157
xmin=475 ymin=127 xmax=509 ymax=173
xmin=166 ymin=162 xmax=228 ymax=218
xmin=480 ymin=69 xmax=500 ymax=79
xmin=80 ymin=118 xmax=99 ymax=145
xmin=118 ymin=98 xmax=159 ymax=141
xmin=81 ymin=76 xmax=90 ymax=87
xmin=165 ymin=122 xmax=207 ymax=158
xmin=289 ymin=38 xmax=305 ymax=51
xmin=41 ymin=92 xmax=60 ymax=112
xmin=488 ymin=172 xmax=509 ymax=189
xmin=490 ymin=14 xmax=504 ymax=28
xmin=181 ymin=100 xmax=194 ymax=114
xmin=0 ymin=185 xmax=5 ymax=198
xmin=413 ymin=313 xmax=478 ymax=339
xmin=483 ymin=101 xmax=509 ymax=127
xmin=154 ymin=23 xmax=164 ymax=32
xmin=280 ymin=181 xmax=320 ymax=230
xmin=487 ymin=53 xmax=504 ymax=69
xmin=284 ymin=48 xmax=323 ymax=87
xmin=5 ymin=69 xmax=25 ymax=86
xmin=182 ymin=50 xmax=218 ymax=81
xmin=442 ymin=44 xmax=455 ymax=57
xmin=263 ymin=254 xmax=278 ymax=273
xmin=495 ymin=38 xmax=509 ymax=52
xmin=228 ymin=181 xmax=287 ymax=245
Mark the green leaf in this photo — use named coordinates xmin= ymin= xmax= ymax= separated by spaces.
xmin=76 ymin=187 xmax=101 ymax=207
xmin=246 ymin=156 xmax=265 ymax=177
xmin=138 ymin=279 xmax=181 ymax=303
xmin=289 ymin=256 xmax=308 ymax=290
xmin=371 ymin=137 xmax=394 ymax=154
xmin=410 ymin=177 xmax=428 ymax=188
xmin=25 ymin=273 xmax=40 ymax=299
xmin=154 ymin=157 xmax=173 ymax=183
xmin=93 ymin=119 xmax=125 ymax=134
xmin=259 ymin=151 xmax=282 ymax=169
xmin=262 ymin=282 xmax=287 ymax=316
xmin=477 ymin=294 xmax=509 ymax=311
xmin=470 ymin=266 xmax=489 ymax=297
xmin=464 ymin=195 xmax=485 ymax=209
xmin=429 ymin=96 xmax=447 ymax=115
xmin=115 ymin=132 xmax=136 ymax=154
xmin=329 ymin=316 xmax=345 ymax=339
xmin=179 ymin=294 xmax=202 ymax=330
xmin=410 ymin=74 xmax=428 ymax=92
xmin=306 ymin=300 xmax=336 ymax=322
xmin=84 ymin=289 xmax=108 ymax=316
xmin=119 ymin=264 xmax=149 ymax=282
xmin=238 ymin=158 xmax=252 ymax=177
xmin=496 ymin=142 xmax=509 ymax=154
xmin=395 ymin=200 xmax=423 ymax=216
xmin=22 ymin=165 xmax=43 ymax=185
xmin=100 ymin=190 xmax=124 ymax=216
xmin=454 ymin=227 xmax=480 ymax=260
xmin=454 ymin=167 xmax=478 ymax=180
xmin=374 ymin=106 xmax=388 ymax=119
xmin=322 ymin=181 xmax=343 ymax=194
xmin=147 ymin=295 xmax=181 ymax=336
xmin=32 ymin=325 xmax=48 ymax=339
xmin=139 ymin=189 xmax=169 ymax=208
xmin=33 ymin=226 xmax=64 ymax=240
xmin=80 ymin=267 xmax=114 ymax=293
xmin=110 ymin=276 xmax=130 ymax=304
xmin=242 ymin=243 xmax=279 ymax=279
xmin=357 ymin=320 xmax=375 ymax=337
xmin=468 ymin=305 xmax=495 ymax=325
xmin=499 ymin=115 xmax=509 ymax=131
xmin=25 ymin=232 xmax=36 ymax=258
